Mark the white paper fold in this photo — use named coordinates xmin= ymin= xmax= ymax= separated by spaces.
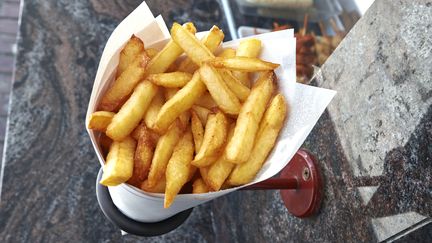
xmin=85 ymin=1 xmax=336 ymax=222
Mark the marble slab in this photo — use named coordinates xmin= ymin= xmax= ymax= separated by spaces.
xmin=0 ymin=0 xmax=430 ymax=242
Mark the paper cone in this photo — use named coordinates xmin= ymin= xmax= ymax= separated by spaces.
xmin=86 ymin=1 xmax=336 ymax=223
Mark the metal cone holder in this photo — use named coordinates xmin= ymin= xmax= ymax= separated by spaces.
xmin=96 ymin=149 xmax=322 ymax=236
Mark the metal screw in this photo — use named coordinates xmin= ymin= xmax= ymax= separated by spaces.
xmin=302 ymin=167 xmax=310 ymax=181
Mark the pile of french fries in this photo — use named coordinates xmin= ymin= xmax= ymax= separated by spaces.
xmin=87 ymin=22 xmax=288 ymax=208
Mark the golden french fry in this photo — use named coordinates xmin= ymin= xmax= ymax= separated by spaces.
xmin=117 ymin=35 xmax=145 ymax=77
xmin=218 ymin=69 xmax=250 ymax=102
xmin=153 ymin=72 xmax=206 ymax=134
xmin=141 ymin=176 xmax=166 ymax=193
xmin=127 ymin=125 xmax=157 ymax=187
xmin=131 ymin=122 xmax=145 ymax=140
xmin=163 ymin=88 xmax=191 ymax=130
xmin=237 ymin=39 xmax=261 ymax=57
xmin=99 ymin=53 xmax=150 ymax=111
xmin=225 ymin=72 xmax=275 ymax=163
xmin=195 ymin=92 xmax=217 ymax=109
xmin=192 ymin=105 xmax=211 ymax=125
xmin=147 ymin=72 xmax=193 ymax=88
xmin=147 ymin=122 xmax=182 ymax=187
xmin=100 ymin=137 xmax=136 ymax=186
xmin=209 ymin=57 xmax=279 ymax=72
xmin=165 ymin=129 xmax=194 ymax=208
xmin=144 ymin=90 xmax=165 ymax=129
xmin=218 ymin=48 xmax=236 ymax=58
xmin=207 ymin=157 xmax=234 ymax=190
xmin=170 ymin=22 xmax=215 ymax=66
xmin=228 ymin=94 xmax=287 ymax=185
xmin=145 ymin=48 xmax=158 ymax=59
xmin=199 ymin=64 xmax=241 ymax=115
xmin=146 ymin=23 xmax=197 ymax=74
xmin=191 ymin=111 xmax=204 ymax=153
xmin=205 ymin=125 xmax=235 ymax=191
xmin=233 ymin=39 xmax=262 ymax=86
xmin=178 ymin=110 xmax=191 ymax=131
xmin=178 ymin=25 xmax=224 ymax=73
xmin=106 ymin=81 xmax=158 ymax=141
xmin=132 ymin=122 xmax=160 ymax=141
xmin=88 ymin=111 xmax=115 ymax=132
xmin=192 ymin=177 xmax=210 ymax=194
xmin=199 ymin=167 xmax=210 ymax=185
xmin=188 ymin=166 xmax=197 ymax=182
xmin=192 ymin=111 xmax=228 ymax=167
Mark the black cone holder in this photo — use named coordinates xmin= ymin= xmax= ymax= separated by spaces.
xmin=96 ymin=149 xmax=322 ymax=236
xmin=96 ymin=168 xmax=193 ymax=236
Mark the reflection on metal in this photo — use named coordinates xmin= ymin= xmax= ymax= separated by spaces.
xmin=371 ymin=212 xmax=427 ymax=242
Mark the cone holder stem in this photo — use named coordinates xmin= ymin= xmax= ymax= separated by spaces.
xmin=241 ymin=149 xmax=323 ymax=218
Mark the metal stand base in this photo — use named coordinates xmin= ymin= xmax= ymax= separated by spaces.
xmin=279 ymin=149 xmax=322 ymax=218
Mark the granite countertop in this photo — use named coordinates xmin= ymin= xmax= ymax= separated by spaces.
xmin=0 ymin=0 xmax=431 ymax=242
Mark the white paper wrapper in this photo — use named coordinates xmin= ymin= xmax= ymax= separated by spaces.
xmin=86 ymin=2 xmax=336 ymax=223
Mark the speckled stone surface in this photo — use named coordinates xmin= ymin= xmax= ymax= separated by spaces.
xmin=0 ymin=0 xmax=431 ymax=242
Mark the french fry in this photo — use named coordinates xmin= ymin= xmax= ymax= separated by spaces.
xmin=99 ymin=53 xmax=150 ymax=111
xmin=147 ymin=122 xmax=182 ymax=187
xmin=147 ymin=72 xmax=193 ymax=88
xmin=127 ymin=125 xmax=157 ymax=187
xmin=132 ymin=122 xmax=160 ymax=141
xmin=188 ymin=166 xmax=198 ymax=182
xmin=153 ymin=72 xmax=206 ymax=134
xmin=199 ymin=167 xmax=210 ymax=186
xmin=100 ymin=137 xmax=136 ymax=186
xmin=191 ymin=111 xmax=204 ymax=153
xmin=146 ymin=22 xmax=197 ymax=74
xmin=236 ymin=39 xmax=261 ymax=57
xmin=170 ymin=22 xmax=215 ymax=66
xmin=209 ymin=57 xmax=279 ymax=72
xmin=192 ymin=105 xmax=211 ymax=125
xmin=106 ymin=81 xmax=158 ymax=141
xmin=145 ymin=48 xmax=158 ymax=59
xmin=205 ymin=125 xmax=235 ymax=191
xmin=199 ymin=64 xmax=241 ymax=115
xmin=178 ymin=25 xmax=224 ymax=73
xmin=225 ymin=72 xmax=275 ymax=163
xmin=192 ymin=177 xmax=210 ymax=193
xmin=117 ymin=35 xmax=145 ymax=77
xmin=228 ymin=94 xmax=287 ymax=185
xmin=233 ymin=39 xmax=262 ymax=86
xmin=164 ymin=88 xmax=191 ymax=130
xmin=165 ymin=129 xmax=194 ymax=208
xmin=131 ymin=122 xmax=145 ymax=140
xmin=144 ymin=90 xmax=165 ymax=129
xmin=178 ymin=110 xmax=191 ymax=131
xmin=195 ymin=92 xmax=217 ymax=109
xmin=218 ymin=69 xmax=250 ymax=102
xmin=87 ymin=111 xmax=115 ymax=132
xmin=192 ymin=111 xmax=228 ymax=167
xmin=141 ymin=176 xmax=166 ymax=193
xmin=218 ymin=48 xmax=236 ymax=58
